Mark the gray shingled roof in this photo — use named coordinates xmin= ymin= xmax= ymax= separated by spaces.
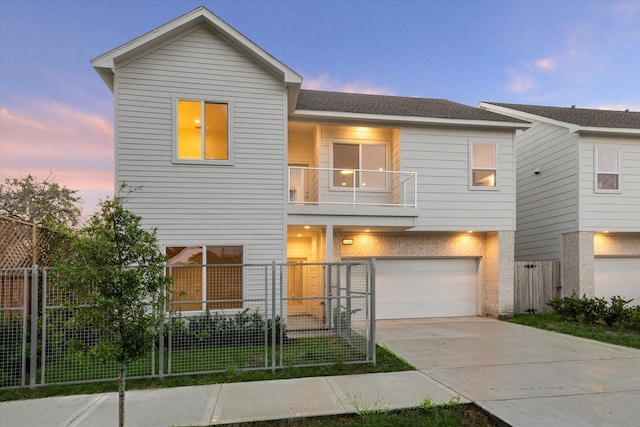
xmin=485 ymin=102 xmax=640 ymax=129
xmin=296 ymin=90 xmax=527 ymax=123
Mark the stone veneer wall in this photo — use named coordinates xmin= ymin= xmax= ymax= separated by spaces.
xmin=562 ymin=231 xmax=595 ymax=298
xmin=593 ymin=233 xmax=640 ymax=256
xmin=497 ymin=231 xmax=515 ymax=316
xmin=331 ymin=232 xmax=514 ymax=317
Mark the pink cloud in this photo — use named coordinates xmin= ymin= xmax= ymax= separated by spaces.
xmin=534 ymin=58 xmax=556 ymax=71
xmin=0 ymin=100 xmax=114 ymax=217
xmin=505 ymin=73 xmax=535 ymax=94
xmin=595 ymin=104 xmax=640 ymax=112
xmin=302 ymin=74 xmax=394 ymax=95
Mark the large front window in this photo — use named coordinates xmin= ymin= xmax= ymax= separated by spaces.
xmin=471 ymin=142 xmax=497 ymax=188
xmin=596 ymin=147 xmax=620 ymax=191
xmin=166 ymin=246 xmax=243 ymax=311
xmin=332 ymin=142 xmax=387 ymax=188
xmin=177 ymin=100 xmax=229 ymax=161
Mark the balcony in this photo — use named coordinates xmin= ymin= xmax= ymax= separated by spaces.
xmin=288 ymin=167 xmax=417 ymax=208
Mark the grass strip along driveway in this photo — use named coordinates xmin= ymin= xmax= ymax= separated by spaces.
xmin=506 ymin=313 xmax=640 ymax=349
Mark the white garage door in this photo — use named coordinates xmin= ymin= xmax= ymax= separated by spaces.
xmin=374 ymin=258 xmax=478 ymax=319
xmin=594 ymin=258 xmax=640 ymax=305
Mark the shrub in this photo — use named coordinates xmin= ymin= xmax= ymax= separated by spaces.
xmin=548 ymin=293 xmax=639 ymax=330
xmin=168 ymin=309 xmax=285 ymax=349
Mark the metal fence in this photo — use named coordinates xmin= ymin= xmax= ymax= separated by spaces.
xmin=0 ymin=261 xmax=375 ymax=389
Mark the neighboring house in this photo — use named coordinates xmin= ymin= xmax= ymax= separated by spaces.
xmin=479 ymin=103 xmax=640 ymax=304
xmin=92 ymin=7 xmax=528 ymax=320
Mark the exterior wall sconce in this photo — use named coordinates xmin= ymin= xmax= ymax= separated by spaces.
xmin=342 ymin=239 xmax=353 ymax=245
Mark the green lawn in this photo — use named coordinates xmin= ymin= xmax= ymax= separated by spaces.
xmin=0 ymin=344 xmax=412 ymax=402
xmin=505 ymin=313 xmax=640 ymax=349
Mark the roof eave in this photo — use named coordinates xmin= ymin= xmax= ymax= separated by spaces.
xmin=575 ymin=127 xmax=640 ymax=136
xmin=479 ymin=102 xmax=570 ymax=129
xmin=293 ymin=109 xmax=530 ymax=129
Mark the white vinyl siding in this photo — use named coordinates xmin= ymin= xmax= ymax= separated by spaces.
xmin=579 ymin=136 xmax=640 ymax=232
xmin=400 ymin=126 xmax=515 ymax=231
xmin=114 ymin=27 xmax=287 ymax=263
xmin=513 ymin=123 xmax=579 ymax=261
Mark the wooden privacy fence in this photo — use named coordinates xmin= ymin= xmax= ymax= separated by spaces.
xmin=0 ymin=216 xmax=62 ymax=268
xmin=514 ymin=261 xmax=561 ymax=314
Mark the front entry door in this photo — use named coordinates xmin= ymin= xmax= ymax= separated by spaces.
xmin=287 ymin=258 xmax=306 ymax=315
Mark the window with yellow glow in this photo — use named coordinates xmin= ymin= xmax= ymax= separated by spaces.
xmin=177 ymin=100 xmax=228 ymax=161
xmin=166 ymin=246 xmax=243 ymax=311
xmin=471 ymin=143 xmax=497 ymax=187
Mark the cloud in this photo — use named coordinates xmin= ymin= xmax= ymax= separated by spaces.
xmin=505 ymin=73 xmax=535 ymax=94
xmin=534 ymin=58 xmax=556 ymax=71
xmin=596 ymin=104 xmax=640 ymax=112
xmin=0 ymin=100 xmax=114 ymax=216
xmin=302 ymin=74 xmax=394 ymax=95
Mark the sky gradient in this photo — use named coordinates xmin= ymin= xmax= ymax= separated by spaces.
xmin=1 ymin=0 xmax=639 ymax=217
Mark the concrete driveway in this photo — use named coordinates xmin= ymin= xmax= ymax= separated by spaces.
xmin=376 ymin=317 xmax=640 ymax=427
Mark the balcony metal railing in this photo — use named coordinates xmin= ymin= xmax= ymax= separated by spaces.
xmin=288 ymin=167 xmax=417 ymax=208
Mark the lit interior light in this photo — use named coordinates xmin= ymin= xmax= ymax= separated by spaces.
xmin=364 ymin=229 xmax=370 ymax=232
xmin=467 ymin=230 xmax=473 ymax=233
xmin=296 ymin=234 xmax=302 ymax=237
xmin=304 ymin=226 xmax=310 ymax=229
xmin=340 ymin=170 xmax=354 ymax=175
xmin=194 ymin=119 xmax=201 ymax=124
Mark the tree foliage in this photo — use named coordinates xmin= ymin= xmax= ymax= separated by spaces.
xmin=0 ymin=174 xmax=82 ymax=227
xmin=52 ymin=188 xmax=169 ymax=427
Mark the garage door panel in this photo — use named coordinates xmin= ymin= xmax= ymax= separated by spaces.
xmin=375 ymin=258 xmax=478 ymax=319
xmin=595 ymin=258 xmax=640 ymax=305
xmin=377 ymin=301 xmax=476 ymax=319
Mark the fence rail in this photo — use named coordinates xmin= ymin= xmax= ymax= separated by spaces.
xmin=0 ymin=261 xmax=374 ymax=389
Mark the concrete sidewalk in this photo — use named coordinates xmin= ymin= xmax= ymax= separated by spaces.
xmin=0 ymin=371 xmax=463 ymax=427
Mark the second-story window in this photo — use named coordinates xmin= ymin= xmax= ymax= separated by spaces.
xmin=332 ymin=142 xmax=387 ymax=189
xmin=471 ymin=142 xmax=497 ymax=188
xmin=177 ymin=99 xmax=229 ymax=162
xmin=596 ymin=147 xmax=620 ymax=191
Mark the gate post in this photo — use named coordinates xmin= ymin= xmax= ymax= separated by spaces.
xmin=271 ymin=261 xmax=276 ymax=373
xmin=370 ymin=259 xmax=376 ymax=365
xmin=30 ymin=265 xmax=39 ymax=389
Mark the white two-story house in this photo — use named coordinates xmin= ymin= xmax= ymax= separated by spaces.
xmin=92 ymin=7 xmax=528 ymax=319
xmin=480 ymin=103 xmax=640 ymax=304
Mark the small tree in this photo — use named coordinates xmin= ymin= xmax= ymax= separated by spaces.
xmin=53 ymin=188 xmax=169 ymax=427
xmin=0 ymin=174 xmax=82 ymax=228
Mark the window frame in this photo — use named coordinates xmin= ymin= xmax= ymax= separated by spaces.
xmin=594 ymin=146 xmax=621 ymax=193
xmin=172 ymin=95 xmax=234 ymax=165
xmin=469 ymin=141 xmax=499 ymax=190
xmin=165 ymin=244 xmax=244 ymax=313
xmin=330 ymin=141 xmax=390 ymax=191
